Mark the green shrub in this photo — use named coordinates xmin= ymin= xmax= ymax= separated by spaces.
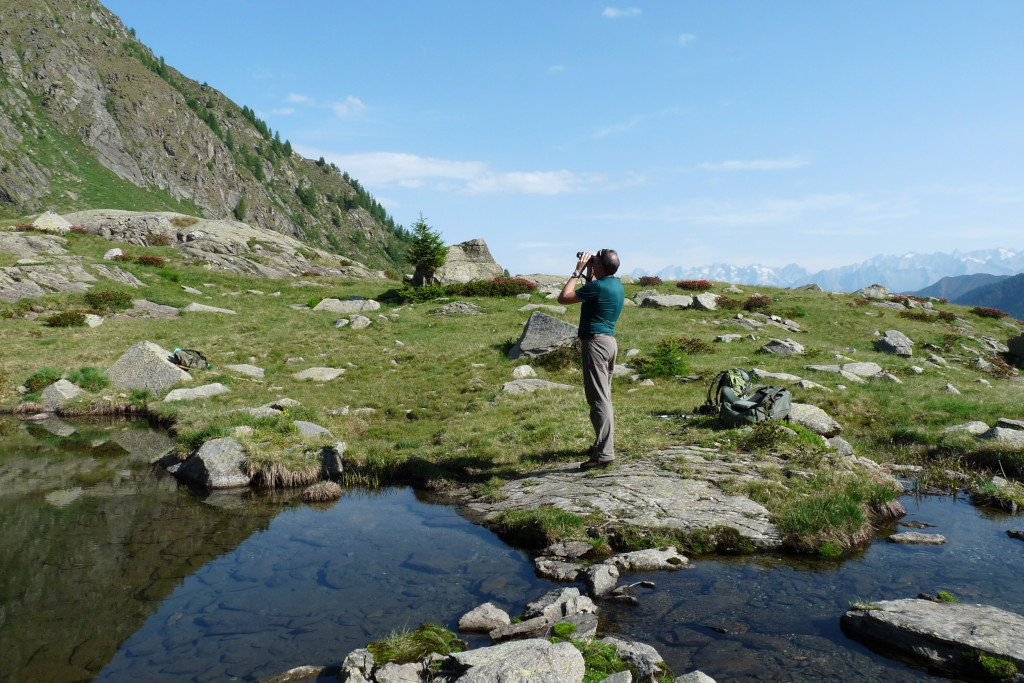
xmin=25 ymin=367 xmax=64 ymax=392
xmin=676 ymin=279 xmax=712 ymax=291
xmin=637 ymin=276 xmax=662 ymax=287
xmin=633 ymin=338 xmax=695 ymax=378
xmin=149 ymin=233 xmax=170 ymax=246
xmin=970 ymin=306 xmax=1008 ymax=319
xmin=534 ymin=341 xmax=582 ymax=370
xmin=84 ymin=289 xmax=133 ymax=310
xmin=135 ymin=255 xmax=166 ymax=267
xmin=898 ymin=309 xmax=936 ymax=322
xmin=67 ymin=367 xmax=109 ymax=391
xmin=743 ymin=294 xmax=773 ymax=312
xmin=717 ymin=295 xmax=742 ymax=310
xmin=448 ymin=277 xmax=537 ymax=297
xmin=44 ymin=310 xmax=87 ymax=327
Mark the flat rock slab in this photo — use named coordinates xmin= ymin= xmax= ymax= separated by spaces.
xmin=312 ymin=298 xmax=381 ymax=314
xmin=640 ymin=294 xmax=693 ymax=309
xmin=502 ymin=379 xmax=575 ymax=395
xmin=182 ymin=302 xmax=237 ymax=315
xmin=886 ymin=532 xmax=946 ymax=545
xmin=164 ymin=383 xmax=230 ymax=402
xmin=293 ymin=367 xmax=345 ymax=381
xmin=450 ymin=639 xmax=585 ymax=683
xmin=980 ymin=427 xmax=1024 ymax=448
xmin=224 ymin=363 xmax=264 ymax=378
xmin=519 ymin=304 xmax=568 ymax=314
xmin=753 ymin=368 xmax=803 ymax=382
xmin=841 ymin=599 xmax=1024 ymax=682
xmin=463 ymin=447 xmax=781 ymax=549
xmin=790 ymin=403 xmax=843 ymax=437
xmin=121 ymin=299 xmax=179 ymax=318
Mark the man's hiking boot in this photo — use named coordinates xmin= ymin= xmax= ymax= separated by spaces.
xmin=579 ymin=459 xmax=613 ymax=471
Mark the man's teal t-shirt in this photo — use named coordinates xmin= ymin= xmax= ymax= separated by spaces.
xmin=577 ymin=277 xmax=624 ymax=336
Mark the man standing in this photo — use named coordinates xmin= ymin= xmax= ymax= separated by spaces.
xmin=558 ymin=249 xmax=624 ymax=470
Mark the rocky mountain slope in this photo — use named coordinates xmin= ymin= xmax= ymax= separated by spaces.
xmin=0 ymin=0 xmax=411 ymax=272
xmin=910 ymin=273 xmax=1010 ymax=301
xmin=646 ymin=247 xmax=1024 ymax=293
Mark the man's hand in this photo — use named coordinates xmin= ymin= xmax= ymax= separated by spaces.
xmin=559 ymin=252 xmax=593 ymax=305
xmin=576 ymin=252 xmax=595 ymax=276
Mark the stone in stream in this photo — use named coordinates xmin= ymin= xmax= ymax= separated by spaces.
xmin=459 ymin=602 xmax=511 ymax=633
xmin=581 ymin=563 xmax=619 ymax=597
xmin=605 ymin=546 xmax=689 ymax=571
xmin=886 ymin=532 xmax=946 ymax=545
xmin=598 ymin=636 xmax=669 ymax=682
xmin=840 ymin=599 xmax=1024 ymax=681
xmin=449 ymin=639 xmax=585 ymax=683
xmin=171 ymin=437 xmax=250 ymax=489
xmin=533 ymin=556 xmax=583 ymax=582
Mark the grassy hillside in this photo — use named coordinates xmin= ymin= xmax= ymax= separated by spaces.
xmin=3 ymin=229 xmax=1023 ymax=552
xmin=0 ymin=0 xmax=412 ymax=272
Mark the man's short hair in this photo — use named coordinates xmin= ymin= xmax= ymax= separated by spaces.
xmin=598 ymin=249 xmax=619 ymax=275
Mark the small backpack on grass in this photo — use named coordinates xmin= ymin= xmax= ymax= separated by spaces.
xmin=173 ymin=348 xmax=210 ymax=370
xmin=719 ymin=385 xmax=792 ymax=427
xmin=698 ymin=367 xmax=792 ymax=426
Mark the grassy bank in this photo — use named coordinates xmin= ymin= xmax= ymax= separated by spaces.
xmin=3 ymin=227 xmax=1023 ymax=551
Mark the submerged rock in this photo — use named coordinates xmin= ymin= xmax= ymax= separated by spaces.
xmin=459 ymin=602 xmax=511 ymax=633
xmin=172 ymin=437 xmax=250 ymax=489
xmin=841 ymin=599 xmax=1024 ymax=682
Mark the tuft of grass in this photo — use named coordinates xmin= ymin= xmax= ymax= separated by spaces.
xmin=303 ymin=481 xmax=343 ymax=503
xmin=84 ymin=289 xmax=133 ymax=310
xmin=936 ymin=590 xmax=959 ymax=603
xmin=366 ymin=624 xmax=465 ymax=665
xmin=67 ymin=367 xmax=109 ymax=392
xmin=492 ymin=505 xmax=594 ymax=548
xmin=633 ymin=337 xmax=697 ymax=379
xmin=24 ymin=367 xmax=64 ymax=392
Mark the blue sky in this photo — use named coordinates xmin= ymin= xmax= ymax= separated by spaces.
xmin=103 ymin=1 xmax=1024 ymax=277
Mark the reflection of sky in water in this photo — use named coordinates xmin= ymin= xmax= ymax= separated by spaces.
xmin=603 ymin=493 xmax=1024 ymax=682
xmin=97 ymin=488 xmax=550 ymax=682
xmin=5 ymin=416 xmax=1023 ymax=683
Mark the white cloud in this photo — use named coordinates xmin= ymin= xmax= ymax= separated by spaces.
xmin=331 ymin=96 xmax=366 ymax=118
xmin=548 ymin=65 xmax=565 ymax=73
xmin=286 ymin=93 xmax=314 ymax=105
xmin=270 ymin=107 xmax=295 ymax=116
xmin=603 ymin=7 xmax=641 ymax=18
xmin=299 ymin=148 xmax=606 ymax=196
xmin=678 ymin=33 xmax=695 ymax=46
xmin=595 ymin=115 xmax=642 ymax=138
xmin=698 ymin=155 xmax=810 ymax=171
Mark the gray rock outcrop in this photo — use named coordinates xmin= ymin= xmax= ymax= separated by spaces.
xmin=182 ymin=302 xmax=237 ymax=315
xmin=417 ymin=239 xmax=503 ymax=286
xmin=172 ymin=437 xmax=250 ymax=489
xmin=450 ymin=639 xmax=585 ymax=683
xmin=105 ymin=341 xmax=193 ymax=393
xmin=508 ymin=312 xmax=578 ymax=360
xmin=854 ymin=284 xmax=889 ymax=299
xmin=1009 ymin=333 xmax=1024 ymax=363
xmin=293 ymin=367 xmax=345 ymax=381
xmin=435 ymin=301 xmax=482 ymax=316
xmin=692 ymin=292 xmax=719 ymax=311
xmin=224 ymin=364 xmax=264 ymax=378
xmin=761 ymin=338 xmax=805 ymax=356
xmin=841 ymin=599 xmax=1024 ymax=682
xmin=875 ymin=330 xmax=914 ymax=357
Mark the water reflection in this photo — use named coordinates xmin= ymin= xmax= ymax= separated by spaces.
xmin=602 ymin=493 xmax=1024 ymax=682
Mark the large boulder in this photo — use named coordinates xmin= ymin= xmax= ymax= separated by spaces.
xmin=32 ymin=210 xmax=72 ymax=234
xmin=875 ymin=330 xmax=914 ymax=357
xmin=854 ymin=284 xmax=888 ymax=299
xmin=640 ymin=294 xmax=693 ymax=309
xmin=841 ymin=599 xmax=1024 ymax=681
xmin=508 ymin=312 xmax=578 ymax=360
xmin=172 ymin=437 xmax=250 ymax=489
xmin=417 ymin=239 xmax=503 ymax=286
xmin=105 ymin=341 xmax=193 ymax=393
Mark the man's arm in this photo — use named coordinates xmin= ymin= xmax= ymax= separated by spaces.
xmin=558 ymin=253 xmax=594 ymax=305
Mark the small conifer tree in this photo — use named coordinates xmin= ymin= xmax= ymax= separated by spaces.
xmin=233 ymin=197 xmax=247 ymax=221
xmin=407 ymin=213 xmax=448 ymax=284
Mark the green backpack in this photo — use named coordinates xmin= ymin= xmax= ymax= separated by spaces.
xmin=698 ymin=368 xmax=751 ymax=414
xmin=719 ymin=385 xmax=792 ymax=427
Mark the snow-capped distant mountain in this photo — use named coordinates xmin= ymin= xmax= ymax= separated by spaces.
xmin=635 ymin=248 xmax=1024 ymax=293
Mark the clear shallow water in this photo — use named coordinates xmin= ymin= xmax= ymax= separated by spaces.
xmin=2 ymin=415 xmax=1023 ymax=682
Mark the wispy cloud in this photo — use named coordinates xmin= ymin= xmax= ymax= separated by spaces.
xmin=286 ymin=93 xmax=315 ymax=105
xmin=331 ymin=96 xmax=366 ymax=118
xmin=678 ymin=33 xmax=695 ymax=46
xmin=595 ymin=115 xmax=643 ymax=139
xmin=548 ymin=65 xmax=565 ymax=73
xmin=698 ymin=155 xmax=810 ymax=171
xmin=270 ymin=107 xmax=296 ymax=116
xmin=300 ymin=149 xmax=608 ymax=196
xmin=603 ymin=7 xmax=641 ymax=18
